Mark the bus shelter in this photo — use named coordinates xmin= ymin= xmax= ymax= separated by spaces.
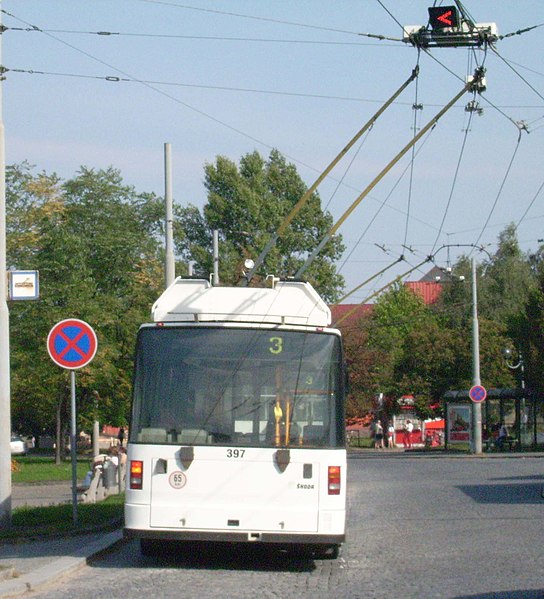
xmin=443 ymin=388 xmax=543 ymax=450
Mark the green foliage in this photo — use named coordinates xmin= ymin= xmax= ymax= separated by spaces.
xmin=520 ymin=254 xmax=544 ymax=395
xmin=342 ymin=226 xmax=537 ymax=419
xmin=175 ymin=149 xmax=345 ymax=302
xmin=341 ymin=313 xmax=383 ymax=417
xmin=8 ymin=164 xmax=165 ymax=438
xmin=3 ymin=494 xmax=124 ymax=540
xmin=7 ymin=156 xmax=544 ymax=436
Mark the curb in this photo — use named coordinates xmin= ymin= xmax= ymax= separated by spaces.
xmin=348 ymin=448 xmax=544 ymax=458
xmin=0 ymin=529 xmax=123 ymax=599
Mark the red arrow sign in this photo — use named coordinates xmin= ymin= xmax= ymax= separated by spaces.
xmin=437 ymin=10 xmax=453 ymax=26
xmin=428 ymin=6 xmax=459 ymax=30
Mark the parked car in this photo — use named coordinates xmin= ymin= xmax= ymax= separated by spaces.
xmin=10 ymin=434 xmax=26 ymax=456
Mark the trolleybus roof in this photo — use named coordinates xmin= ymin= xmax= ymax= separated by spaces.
xmin=151 ymin=278 xmax=331 ymax=327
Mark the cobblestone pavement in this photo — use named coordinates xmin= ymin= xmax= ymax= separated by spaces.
xmin=20 ymin=453 xmax=544 ymax=599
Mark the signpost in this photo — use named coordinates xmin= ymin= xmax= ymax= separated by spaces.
xmin=47 ymin=319 xmax=97 ymax=524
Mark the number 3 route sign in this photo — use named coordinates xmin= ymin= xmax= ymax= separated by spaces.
xmin=47 ymin=319 xmax=98 ymax=370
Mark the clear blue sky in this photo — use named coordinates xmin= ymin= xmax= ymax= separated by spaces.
xmin=3 ymin=1 xmax=543 ymax=300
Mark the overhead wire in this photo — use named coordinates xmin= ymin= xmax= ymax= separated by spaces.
xmin=430 ymin=35 xmax=487 ymax=255
xmin=334 ymin=256 xmax=404 ymax=305
xmin=244 ymin=66 xmax=421 ymax=284
xmin=332 ymin=255 xmax=433 ymax=327
xmin=2 ymin=66 xmax=419 ymax=105
xmin=6 ymin=4 xmax=542 ymax=299
xmin=421 ymin=46 xmax=523 ymax=130
xmin=0 ymin=10 xmax=283 ymax=154
xmin=430 ymin=107 xmax=474 ymax=253
xmin=489 ymin=44 xmax=544 ymax=104
xmin=295 ymin=70 xmax=482 ymax=279
xmin=4 ymin=8 xmax=398 ymax=202
xmin=403 ymin=49 xmax=422 ymax=248
xmin=375 ymin=0 xmax=406 ymax=35
xmin=5 ymin=25 xmax=399 ymax=47
xmin=515 ymin=179 xmax=544 ymax=230
xmin=11 ymin=64 xmax=540 ymax=112
xmin=337 ymin=127 xmax=436 ymax=277
xmin=470 ymin=126 xmax=525 ymax=252
xmin=499 ymin=22 xmax=544 ymax=40
xmin=136 ymin=0 xmax=368 ymax=38
xmin=321 ymin=130 xmax=371 ymax=214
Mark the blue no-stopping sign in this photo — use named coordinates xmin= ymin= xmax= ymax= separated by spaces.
xmin=47 ymin=319 xmax=98 ymax=370
xmin=469 ymin=384 xmax=487 ymax=403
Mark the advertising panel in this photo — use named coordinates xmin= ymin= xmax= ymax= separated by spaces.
xmin=447 ymin=403 xmax=472 ymax=443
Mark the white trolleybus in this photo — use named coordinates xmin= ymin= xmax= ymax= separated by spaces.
xmin=124 ymin=277 xmax=347 ymax=558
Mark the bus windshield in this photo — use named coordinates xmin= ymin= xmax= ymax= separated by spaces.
xmin=130 ymin=326 xmax=345 ymax=449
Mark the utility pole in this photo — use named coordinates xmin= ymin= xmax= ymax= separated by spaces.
xmin=0 ymin=0 xmax=12 ymax=526
xmin=164 ymin=143 xmax=175 ymax=288
xmin=471 ymin=257 xmax=482 ymax=454
xmin=212 ymin=230 xmax=219 ymax=286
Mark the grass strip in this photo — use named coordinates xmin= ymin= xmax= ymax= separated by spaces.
xmin=0 ymin=494 xmax=124 ymax=542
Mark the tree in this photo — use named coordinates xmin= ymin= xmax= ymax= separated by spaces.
xmin=519 ymin=250 xmax=544 ymax=396
xmin=175 ymin=149 xmax=345 ymax=302
xmin=8 ymin=164 xmax=165 ymax=449
xmin=341 ymin=311 xmax=383 ymax=417
xmin=361 ymin=283 xmax=436 ymax=415
xmin=478 ymin=224 xmax=536 ymax=330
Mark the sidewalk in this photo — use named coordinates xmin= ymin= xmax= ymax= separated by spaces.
xmin=0 ymin=483 xmax=123 ymax=598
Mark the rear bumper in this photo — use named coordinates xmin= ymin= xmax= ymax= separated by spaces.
xmin=124 ymin=527 xmax=344 ymax=545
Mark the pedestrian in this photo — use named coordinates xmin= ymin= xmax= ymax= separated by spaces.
xmin=118 ymin=426 xmax=125 ymax=447
xmin=496 ymin=422 xmax=508 ymax=450
xmin=374 ymin=420 xmax=384 ymax=449
xmin=387 ymin=423 xmax=395 ymax=448
xmin=403 ymin=420 xmax=413 ymax=449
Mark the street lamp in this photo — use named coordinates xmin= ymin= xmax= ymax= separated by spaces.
xmin=470 ymin=257 xmax=482 ymax=454
xmin=502 ymin=347 xmax=527 ymax=440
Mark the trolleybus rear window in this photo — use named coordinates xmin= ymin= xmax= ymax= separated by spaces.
xmin=130 ymin=327 xmax=345 ymax=448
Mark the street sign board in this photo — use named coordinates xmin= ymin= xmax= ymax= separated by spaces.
xmin=9 ymin=270 xmax=39 ymax=300
xmin=47 ymin=319 xmax=98 ymax=370
xmin=469 ymin=384 xmax=487 ymax=403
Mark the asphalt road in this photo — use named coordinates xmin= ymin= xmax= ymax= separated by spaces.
xmin=21 ymin=452 xmax=544 ymax=599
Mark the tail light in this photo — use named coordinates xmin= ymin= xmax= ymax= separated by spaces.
xmin=328 ymin=465 xmax=341 ymax=495
xmin=130 ymin=460 xmax=143 ymax=490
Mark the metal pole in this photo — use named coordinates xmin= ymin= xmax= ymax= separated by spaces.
xmin=471 ymin=257 xmax=482 ymax=454
xmin=92 ymin=392 xmax=99 ymax=459
xmin=70 ymin=371 xmax=78 ymax=525
xmin=213 ymin=229 xmax=219 ymax=286
xmin=0 ymin=0 xmax=12 ymax=527
xmin=164 ymin=143 xmax=175 ymax=288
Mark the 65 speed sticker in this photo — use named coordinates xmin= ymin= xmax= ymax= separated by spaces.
xmin=169 ymin=471 xmax=187 ymax=489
